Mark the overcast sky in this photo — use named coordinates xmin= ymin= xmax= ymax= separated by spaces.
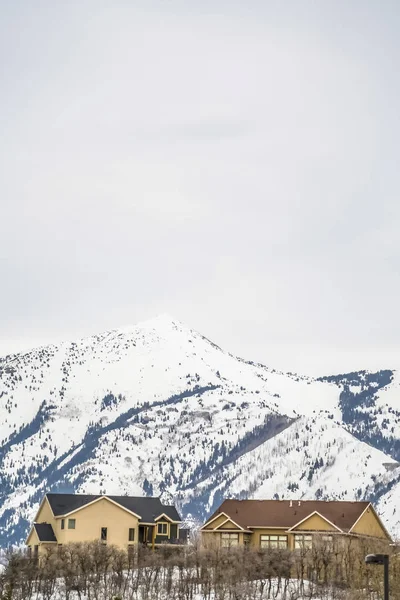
xmin=1 ymin=0 xmax=399 ymax=375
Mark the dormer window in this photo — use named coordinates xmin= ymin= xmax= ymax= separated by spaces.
xmin=157 ymin=522 xmax=168 ymax=535
xmin=294 ymin=534 xmax=312 ymax=549
xmin=221 ymin=533 xmax=239 ymax=547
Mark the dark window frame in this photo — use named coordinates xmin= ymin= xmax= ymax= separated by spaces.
xmin=157 ymin=522 xmax=168 ymax=535
xmin=61 ymin=519 xmax=65 ymax=530
xmin=294 ymin=534 xmax=313 ymax=549
xmin=129 ymin=528 xmax=135 ymax=542
xmin=260 ymin=534 xmax=288 ymax=549
xmin=101 ymin=527 xmax=108 ymax=541
xmin=68 ymin=519 xmax=76 ymax=530
xmin=221 ymin=533 xmax=239 ymax=547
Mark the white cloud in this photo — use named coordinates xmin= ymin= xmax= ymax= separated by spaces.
xmin=1 ymin=0 xmax=399 ymax=374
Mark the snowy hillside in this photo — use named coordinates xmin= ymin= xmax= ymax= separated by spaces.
xmin=0 ymin=315 xmax=399 ymax=546
xmin=182 ymin=414 xmax=396 ymax=512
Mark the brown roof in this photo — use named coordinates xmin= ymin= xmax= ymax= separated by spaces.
xmin=205 ymin=499 xmax=372 ymax=533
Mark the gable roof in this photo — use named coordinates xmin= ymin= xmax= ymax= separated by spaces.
xmin=287 ymin=510 xmax=344 ymax=532
xmin=154 ymin=510 xmax=181 ymax=523
xmin=205 ymin=500 xmax=372 ymax=533
xmin=109 ymin=496 xmax=181 ymax=523
xmin=201 ymin=512 xmax=249 ymax=531
xmin=34 ymin=523 xmax=57 ymax=542
xmin=46 ymin=493 xmax=181 ymax=523
xmin=348 ymin=503 xmax=392 ymax=540
xmin=162 ymin=505 xmax=182 ymax=522
xmin=47 ymin=494 xmax=100 ymax=516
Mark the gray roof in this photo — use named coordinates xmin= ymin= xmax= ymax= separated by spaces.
xmin=160 ymin=504 xmax=181 ymax=522
xmin=34 ymin=523 xmax=57 ymax=542
xmin=46 ymin=494 xmax=100 ymax=516
xmin=46 ymin=493 xmax=181 ymax=523
xmin=110 ymin=496 xmax=181 ymax=522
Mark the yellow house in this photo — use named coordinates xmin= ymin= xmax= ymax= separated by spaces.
xmin=26 ymin=493 xmax=183 ymax=559
xmin=201 ymin=499 xmax=392 ymax=550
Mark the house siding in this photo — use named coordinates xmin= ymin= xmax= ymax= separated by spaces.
xmin=170 ymin=524 xmax=178 ymax=539
xmin=26 ymin=527 xmax=40 ymax=548
xmin=153 ymin=522 xmax=179 ymax=544
xmin=291 ymin=514 xmax=337 ymax=532
xmin=154 ymin=535 xmax=168 ymax=544
xmin=219 ymin=520 xmax=240 ymax=530
xmin=202 ymin=531 xmax=221 ymax=548
xmin=36 ymin=498 xmax=55 ymax=526
xmin=27 ymin=499 xmax=58 ymax=557
xmin=56 ymin=498 xmax=139 ymax=548
xmin=350 ymin=507 xmax=388 ymax=539
xmin=203 ymin=514 xmax=230 ymax=529
xmin=249 ymin=528 xmax=292 ymax=549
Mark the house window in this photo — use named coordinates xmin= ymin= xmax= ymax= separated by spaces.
xmin=221 ymin=533 xmax=239 ymax=547
xmin=101 ymin=527 xmax=108 ymax=541
xmin=260 ymin=535 xmax=288 ymax=549
xmin=294 ymin=534 xmax=313 ymax=549
xmin=321 ymin=534 xmax=333 ymax=543
xmin=157 ymin=522 xmax=168 ymax=535
xmin=68 ymin=519 xmax=76 ymax=529
xmin=61 ymin=519 xmax=65 ymax=530
xmin=129 ymin=528 xmax=135 ymax=542
xmin=316 ymin=534 xmax=334 ymax=547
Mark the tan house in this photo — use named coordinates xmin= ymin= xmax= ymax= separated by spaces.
xmin=26 ymin=493 xmax=184 ymax=559
xmin=201 ymin=499 xmax=392 ymax=549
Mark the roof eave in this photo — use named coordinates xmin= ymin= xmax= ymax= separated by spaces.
xmin=348 ymin=503 xmax=393 ymax=542
xmin=154 ymin=513 xmax=182 ymax=523
xmin=287 ymin=511 xmax=343 ymax=533
xmin=55 ymin=496 xmax=142 ymax=519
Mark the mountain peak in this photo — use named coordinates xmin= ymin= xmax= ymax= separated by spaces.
xmin=140 ymin=313 xmax=182 ymax=328
xmin=115 ymin=313 xmax=186 ymax=337
xmin=1 ymin=317 xmax=399 ymax=547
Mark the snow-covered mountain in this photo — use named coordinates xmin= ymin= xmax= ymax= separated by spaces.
xmin=0 ymin=315 xmax=399 ymax=546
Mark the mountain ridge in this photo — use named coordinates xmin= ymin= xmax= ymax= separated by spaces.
xmin=1 ymin=315 xmax=400 ymax=546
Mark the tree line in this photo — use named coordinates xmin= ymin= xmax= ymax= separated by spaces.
xmin=0 ymin=534 xmax=397 ymax=600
